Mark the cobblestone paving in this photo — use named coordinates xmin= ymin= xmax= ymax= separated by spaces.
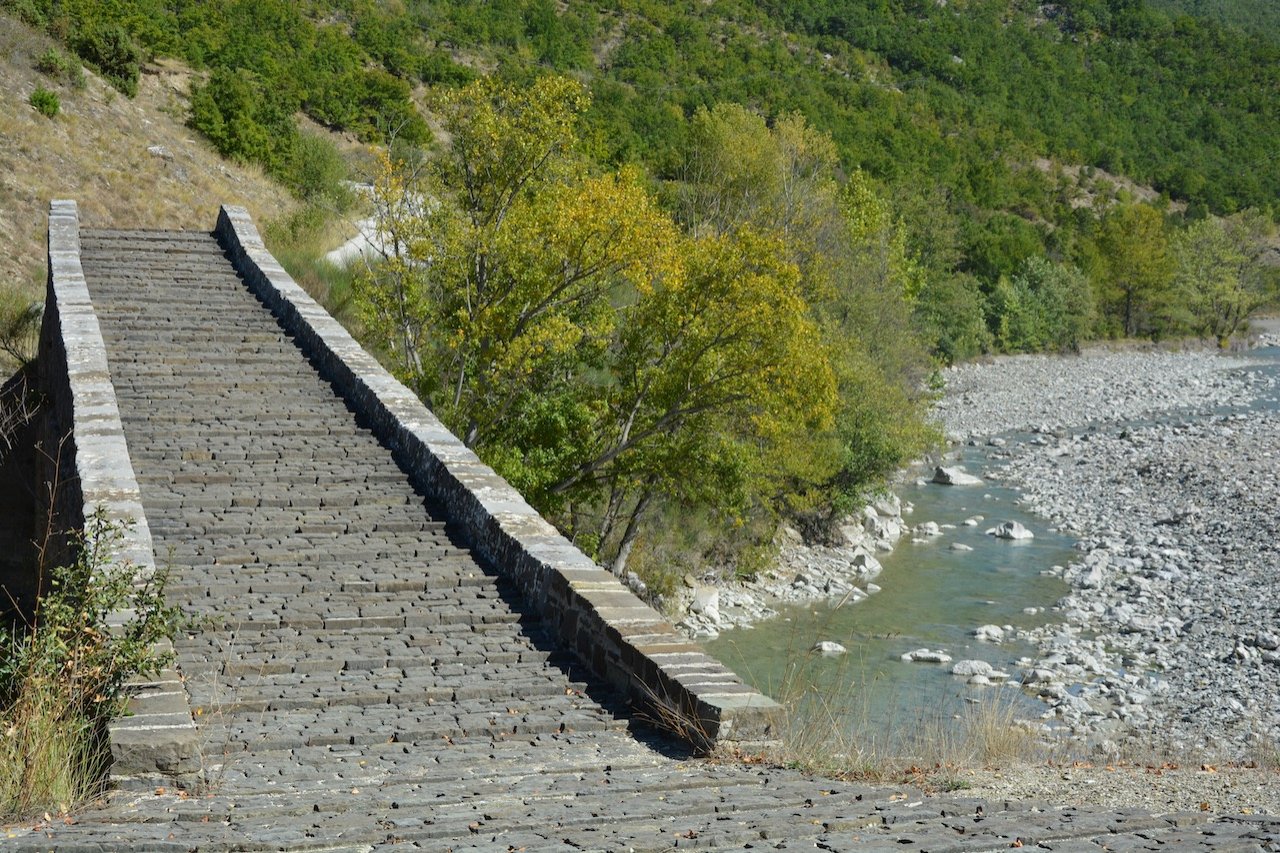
xmin=12 ymin=229 xmax=1277 ymax=851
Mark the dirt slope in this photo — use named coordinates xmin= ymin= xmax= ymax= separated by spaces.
xmin=0 ymin=14 xmax=296 ymax=297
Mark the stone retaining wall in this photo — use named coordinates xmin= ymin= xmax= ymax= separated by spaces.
xmin=215 ymin=205 xmax=782 ymax=749
xmin=38 ymin=200 xmax=200 ymax=784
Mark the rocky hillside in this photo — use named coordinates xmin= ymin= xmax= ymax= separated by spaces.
xmin=0 ymin=14 xmax=295 ymax=300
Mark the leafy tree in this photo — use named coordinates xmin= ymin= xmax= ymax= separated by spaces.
xmin=189 ymin=67 xmax=299 ymax=175
xmin=72 ymin=22 xmax=141 ymax=96
xmin=1170 ymin=211 xmax=1279 ymax=343
xmin=355 ymin=77 xmax=838 ymax=575
xmin=915 ymin=273 xmax=992 ymax=364
xmin=676 ymin=106 xmax=935 ymax=528
xmin=1088 ymin=203 xmax=1174 ymax=337
xmin=995 ymin=257 xmax=1095 ymax=353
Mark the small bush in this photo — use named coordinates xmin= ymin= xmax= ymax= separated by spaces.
xmin=282 ymin=132 xmax=352 ymax=206
xmin=28 ymin=87 xmax=59 ymax=118
xmin=0 ymin=510 xmax=180 ymax=817
xmin=0 ymin=285 xmax=42 ymax=367
xmin=34 ymin=48 xmax=84 ymax=89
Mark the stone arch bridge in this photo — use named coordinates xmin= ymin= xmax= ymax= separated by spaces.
xmin=8 ymin=201 xmax=1272 ymax=851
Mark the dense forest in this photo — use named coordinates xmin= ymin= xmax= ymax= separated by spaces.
xmin=8 ymin=0 xmax=1278 ymax=595
xmin=1148 ymin=0 xmax=1280 ymax=42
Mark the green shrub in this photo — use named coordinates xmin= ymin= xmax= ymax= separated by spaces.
xmin=190 ymin=67 xmax=299 ymax=174
xmin=283 ymin=132 xmax=351 ymax=206
xmin=0 ymin=285 xmax=42 ymax=367
xmin=915 ymin=273 xmax=992 ymax=364
xmin=995 ymin=257 xmax=1095 ymax=353
xmin=34 ymin=47 xmax=84 ymax=88
xmin=28 ymin=86 xmax=59 ymax=118
xmin=73 ymin=24 xmax=141 ymax=97
xmin=0 ymin=509 xmax=180 ymax=817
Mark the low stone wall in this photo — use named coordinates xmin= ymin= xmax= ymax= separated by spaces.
xmin=38 ymin=200 xmax=200 ymax=784
xmin=216 ymin=205 xmax=782 ymax=749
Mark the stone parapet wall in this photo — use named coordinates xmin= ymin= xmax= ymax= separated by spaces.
xmin=38 ymin=200 xmax=199 ymax=784
xmin=215 ymin=205 xmax=782 ymax=749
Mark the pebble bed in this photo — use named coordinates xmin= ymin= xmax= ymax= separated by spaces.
xmin=936 ymin=339 xmax=1280 ymax=765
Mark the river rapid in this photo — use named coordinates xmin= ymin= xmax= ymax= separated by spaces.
xmin=703 ymin=334 xmax=1280 ymax=761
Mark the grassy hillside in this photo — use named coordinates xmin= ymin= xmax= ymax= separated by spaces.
xmin=0 ymin=14 xmax=295 ymax=303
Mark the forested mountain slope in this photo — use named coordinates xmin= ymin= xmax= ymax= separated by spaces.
xmin=1148 ymin=0 xmax=1280 ymax=42
xmin=4 ymin=0 xmax=1276 ymax=589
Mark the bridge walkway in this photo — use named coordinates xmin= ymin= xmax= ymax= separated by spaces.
xmin=14 ymin=226 xmax=1275 ymax=851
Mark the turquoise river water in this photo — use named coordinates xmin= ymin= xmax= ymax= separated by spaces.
xmin=707 ymin=345 xmax=1280 ymax=748
xmin=706 ymin=444 xmax=1076 ymax=743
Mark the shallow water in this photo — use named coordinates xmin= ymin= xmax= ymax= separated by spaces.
xmin=708 ymin=446 xmax=1076 ymax=741
xmin=707 ymin=344 xmax=1280 ymax=746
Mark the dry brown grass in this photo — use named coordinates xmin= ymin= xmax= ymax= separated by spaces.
xmin=0 ymin=13 xmax=298 ymax=303
xmin=764 ymin=641 xmax=1047 ymax=792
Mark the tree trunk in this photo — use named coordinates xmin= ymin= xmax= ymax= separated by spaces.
xmin=609 ymin=489 xmax=653 ymax=578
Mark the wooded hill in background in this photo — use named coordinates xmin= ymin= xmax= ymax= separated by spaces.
xmin=1148 ymin=0 xmax=1280 ymax=43
xmin=6 ymin=0 xmax=1278 ymax=591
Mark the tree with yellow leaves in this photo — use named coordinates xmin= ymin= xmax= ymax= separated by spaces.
xmin=354 ymin=76 xmax=838 ymax=575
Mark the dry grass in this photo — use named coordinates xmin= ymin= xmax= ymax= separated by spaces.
xmin=741 ymin=601 xmax=1048 ymax=792
xmin=0 ymin=673 xmax=104 ymax=816
xmin=775 ymin=661 xmax=1046 ymax=790
xmin=0 ymin=13 xmax=297 ymax=303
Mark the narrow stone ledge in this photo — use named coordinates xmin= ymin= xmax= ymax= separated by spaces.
xmin=41 ymin=201 xmax=201 ymax=784
xmin=216 ymin=204 xmax=783 ymax=750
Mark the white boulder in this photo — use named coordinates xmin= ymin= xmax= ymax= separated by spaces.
xmin=973 ymin=624 xmax=1006 ymax=643
xmin=932 ymin=466 xmax=984 ymax=486
xmin=986 ymin=520 xmax=1034 ymax=540
xmin=901 ymin=648 xmax=952 ymax=663
xmin=951 ymin=659 xmax=994 ymax=677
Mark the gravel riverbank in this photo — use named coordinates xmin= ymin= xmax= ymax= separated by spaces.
xmin=684 ymin=334 xmax=1280 ymax=811
xmin=933 ymin=334 xmax=1280 ymax=770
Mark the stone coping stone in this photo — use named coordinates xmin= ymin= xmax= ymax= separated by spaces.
xmin=42 ymin=201 xmax=200 ymax=782
xmin=215 ymin=204 xmax=782 ymax=749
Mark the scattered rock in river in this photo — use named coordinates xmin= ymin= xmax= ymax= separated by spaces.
xmin=973 ymin=624 xmax=1007 ymax=643
xmin=987 ymin=520 xmax=1034 ymax=540
xmin=812 ymin=641 xmax=847 ymax=656
xmin=951 ymin=659 xmax=994 ymax=677
xmin=933 ymin=465 xmax=984 ymax=486
xmin=689 ymin=586 xmax=720 ymax=621
xmin=901 ymin=648 xmax=952 ymax=663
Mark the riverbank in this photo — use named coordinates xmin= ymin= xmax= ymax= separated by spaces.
xmin=934 ymin=340 xmax=1280 ymax=765
xmin=681 ymin=329 xmax=1280 ymax=762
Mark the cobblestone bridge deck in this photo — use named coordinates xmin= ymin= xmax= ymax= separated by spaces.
xmin=14 ymin=214 xmax=1278 ymax=851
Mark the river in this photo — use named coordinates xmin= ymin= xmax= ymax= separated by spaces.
xmin=706 ymin=341 xmax=1280 ymax=753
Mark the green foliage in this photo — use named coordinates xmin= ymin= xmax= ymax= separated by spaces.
xmin=72 ymin=23 xmax=141 ymax=97
xmin=1169 ymin=210 xmax=1279 ymax=343
xmin=284 ymin=132 xmax=351 ymax=207
xmin=0 ymin=509 xmax=180 ymax=817
xmin=994 ymin=258 xmax=1095 ymax=353
xmin=190 ymin=67 xmax=297 ymax=173
xmin=673 ymin=104 xmax=937 ymax=533
xmin=915 ymin=274 xmax=992 ymax=365
xmin=355 ymin=78 xmax=842 ymax=576
xmin=0 ymin=285 xmax=42 ymax=367
xmin=962 ymin=214 xmax=1047 ymax=284
xmin=1149 ymin=0 xmax=1280 ymax=42
xmin=189 ymin=67 xmax=354 ymax=203
xmin=1086 ymin=203 xmax=1175 ymax=338
xmin=28 ymin=86 xmax=59 ymax=117
xmin=34 ymin=47 xmax=84 ymax=88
